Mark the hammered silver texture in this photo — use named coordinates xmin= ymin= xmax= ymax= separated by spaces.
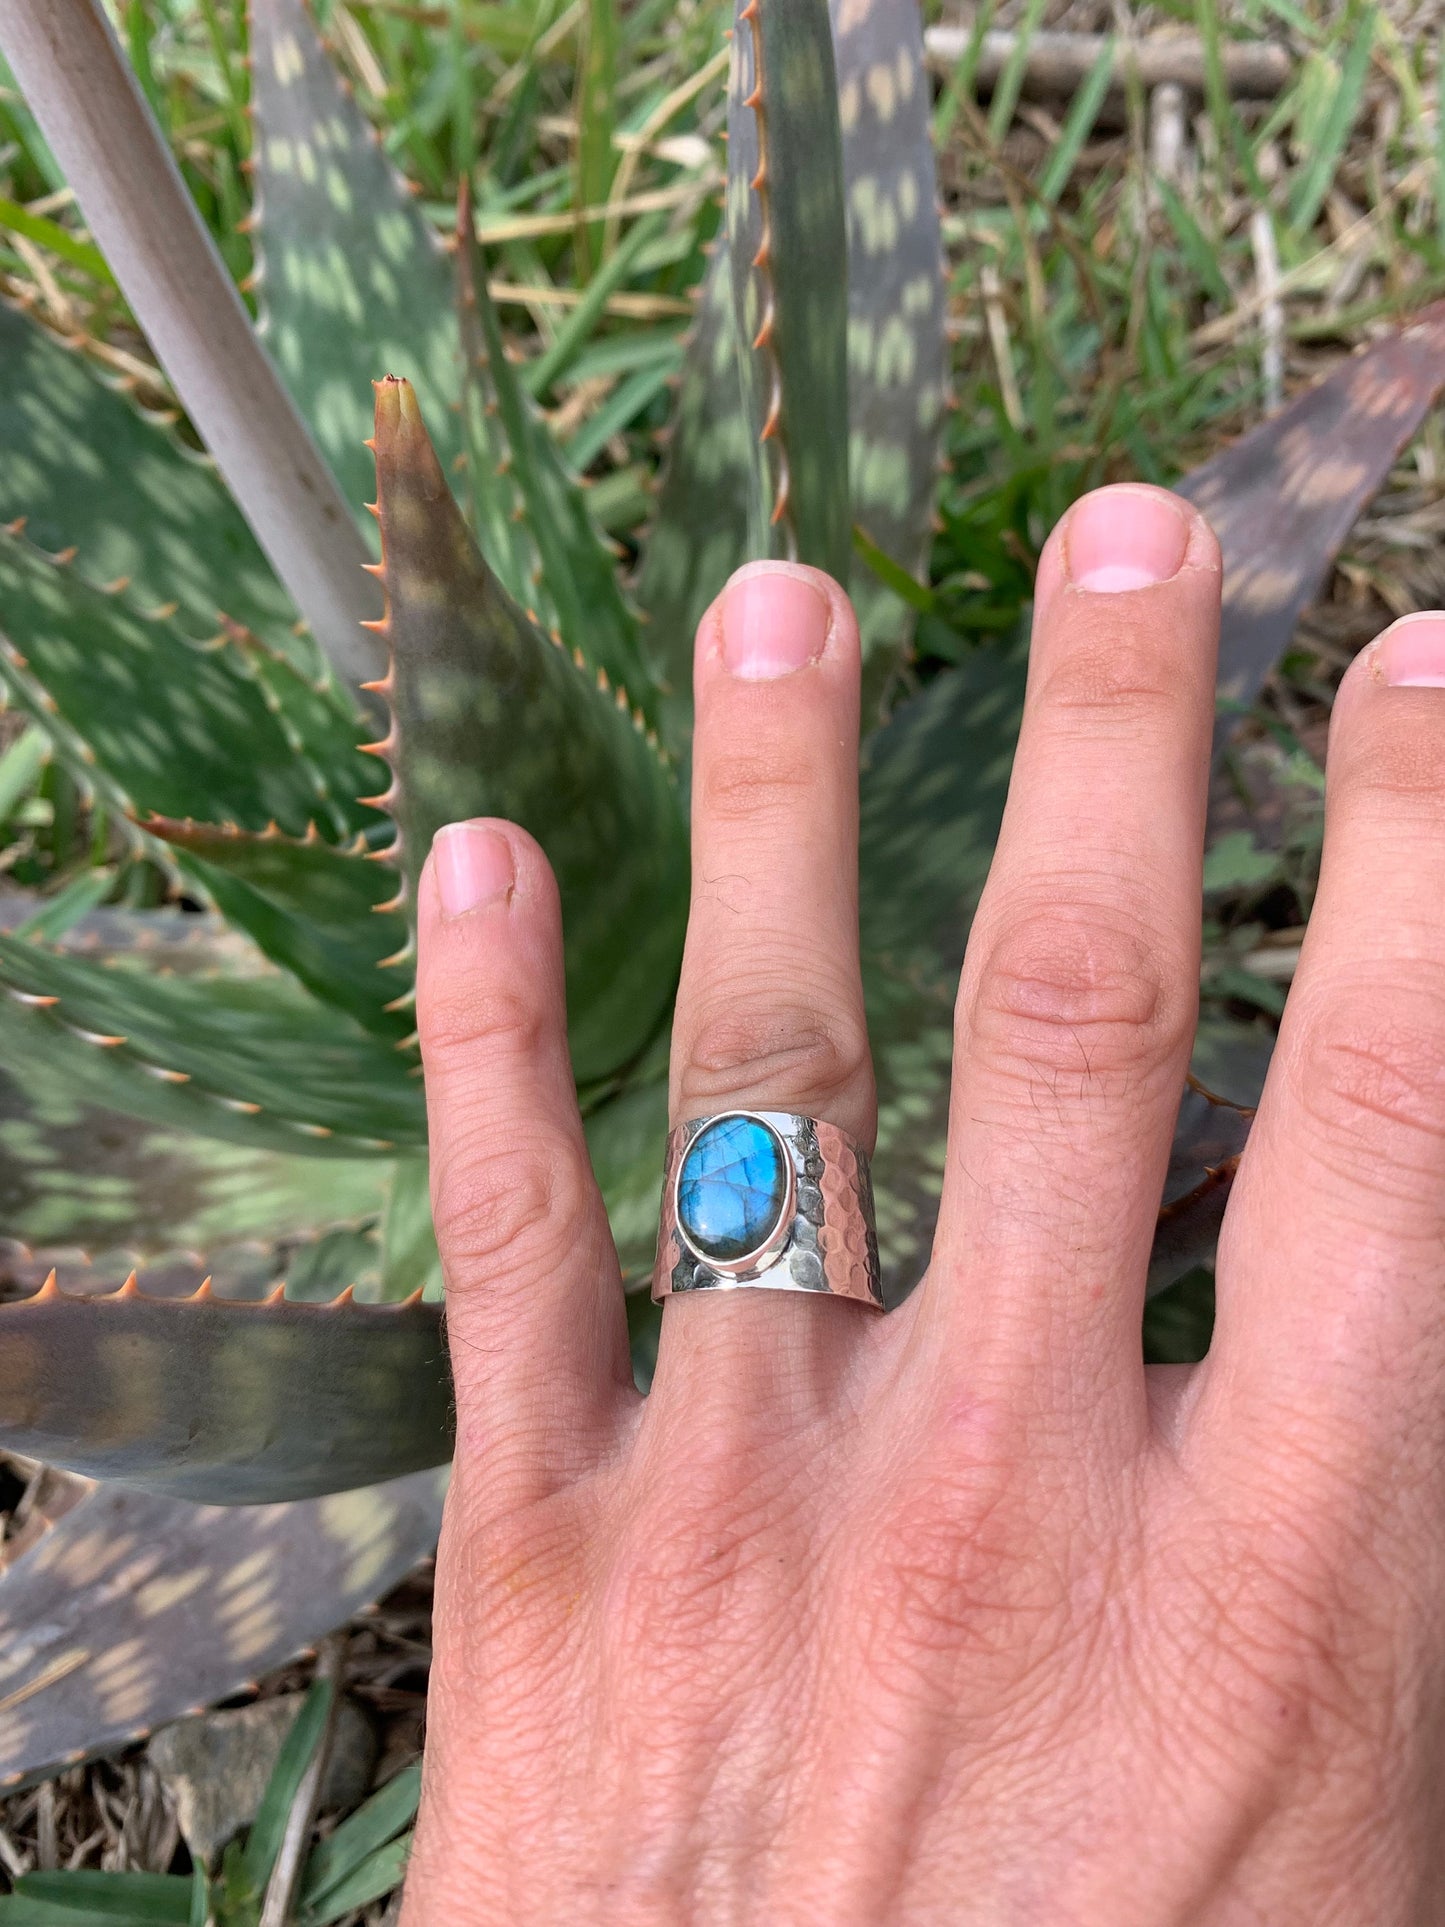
xmin=652 ymin=1111 xmax=884 ymax=1309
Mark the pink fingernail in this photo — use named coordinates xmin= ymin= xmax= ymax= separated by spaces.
xmin=433 ymin=823 xmax=514 ymax=919
xmin=1065 ymin=485 xmax=1190 ymax=592
xmin=720 ymin=562 xmax=830 ymax=679
xmin=1374 ymin=613 xmax=1445 ymax=688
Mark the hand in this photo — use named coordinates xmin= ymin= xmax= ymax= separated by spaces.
xmin=400 ymin=485 xmax=1445 ymax=1924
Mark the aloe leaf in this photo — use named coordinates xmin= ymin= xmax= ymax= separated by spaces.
xmin=0 ymin=301 xmax=306 ymax=667
xmin=0 ymin=526 xmax=381 ymax=840
xmin=0 ymin=0 xmax=383 ymax=695
xmin=857 ymin=651 xmax=1021 ymax=1295
xmin=833 ymin=0 xmax=947 ymax=651
xmin=147 ymin=820 xmax=409 ymax=1038
xmin=0 ymin=1468 xmax=446 ymax=1785
xmin=1178 ymin=299 xmax=1445 ymax=745
xmin=0 ymin=933 xmax=425 ymax=1150
xmin=455 ymin=194 xmax=656 ymax=716
xmin=372 ymin=377 xmax=687 ymax=1083
xmin=634 ymin=251 xmax=752 ymax=747
xmin=378 ymin=1156 xmax=439 ymax=1301
xmin=727 ymin=0 xmax=850 ymax=580
xmin=0 ymin=1063 xmax=384 ymax=1257
xmin=0 ymin=1276 xmax=449 ymax=1500
xmin=248 ymin=0 xmax=463 ymax=529
xmin=638 ymin=0 xmax=945 ymax=749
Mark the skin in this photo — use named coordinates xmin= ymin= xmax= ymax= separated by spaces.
xmin=400 ymin=484 xmax=1445 ymax=1924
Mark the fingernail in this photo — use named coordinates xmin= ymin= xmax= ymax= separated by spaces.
xmin=1374 ymin=613 xmax=1445 ymax=688
xmin=1065 ymin=486 xmax=1190 ymax=593
xmin=433 ymin=823 xmax=514 ymax=918
xmin=720 ymin=563 xmax=830 ymax=679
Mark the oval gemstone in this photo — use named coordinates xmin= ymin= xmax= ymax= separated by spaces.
xmin=677 ymin=1115 xmax=789 ymax=1265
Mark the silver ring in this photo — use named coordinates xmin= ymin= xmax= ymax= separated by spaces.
xmin=652 ymin=1110 xmax=884 ymax=1309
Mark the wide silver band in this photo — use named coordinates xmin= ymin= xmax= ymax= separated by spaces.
xmin=652 ymin=1110 xmax=884 ymax=1309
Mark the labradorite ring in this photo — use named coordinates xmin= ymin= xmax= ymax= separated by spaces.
xmin=652 ymin=1110 xmax=884 ymax=1309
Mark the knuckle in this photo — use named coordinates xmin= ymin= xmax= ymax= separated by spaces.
xmin=1290 ymin=976 xmax=1445 ymax=1164
xmin=1036 ymin=615 xmax=1183 ymax=730
xmin=696 ymin=747 xmax=815 ymax=828
xmin=967 ymin=903 xmax=1190 ymax=1084
xmin=432 ymin=1127 xmax=593 ymax=1284
xmin=421 ymin=977 xmax=549 ymax=1066
xmin=680 ymin=997 xmax=873 ymax=1114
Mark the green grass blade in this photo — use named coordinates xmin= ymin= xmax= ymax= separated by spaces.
xmin=573 ymin=0 xmax=619 ymax=273
xmin=1037 ymin=37 xmax=1114 ymax=205
xmin=1286 ymin=6 xmax=1377 ymax=234
xmin=13 ymin=868 xmax=116 ymax=943
xmin=526 ymin=209 xmax=668 ymax=396
xmin=0 ymin=194 xmax=114 ymax=282
xmin=931 ymin=0 xmax=995 ymax=148
xmin=0 ymin=1279 xmax=451 ymax=1502
xmin=0 ymin=724 xmax=49 ymax=828
xmin=6 ymin=1875 xmax=191 ymax=1924
xmin=566 ymin=357 xmax=679 ymax=470
xmin=373 ymin=376 xmax=686 ymax=1082
xmin=299 ymin=1835 xmax=412 ymax=1925
xmin=242 ymin=1679 xmax=334 ymax=1898
xmin=299 ymin=1764 xmax=421 ymax=1912
xmin=985 ymin=0 xmax=1045 ymax=145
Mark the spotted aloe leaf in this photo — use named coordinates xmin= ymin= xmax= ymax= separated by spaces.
xmin=0 ymin=1062 xmax=385 ymax=1260
xmin=0 ymin=1467 xmax=446 ymax=1785
xmin=0 ymin=300 xmax=308 ymax=668
xmin=0 ymin=1276 xmax=448 ymax=1501
xmin=637 ymin=0 xmax=945 ymax=748
xmin=371 ymin=377 xmax=687 ymax=1084
xmin=0 ymin=933 xmax=423 ymax=1152
xmin=147 ymin=820 xmax=410 ymax=1040
xmin=726 ymin=0 xmax=850 ymax=582
xmin=1178 ymin=298 xmax=1445 ymax=746
xmin=857 ymin=651 xmax=1021 ymax=1294
xmin=454 ymin=188 xmax=656 ymax=718
xmin=247 ymin=0 xmax=462 ymax=531
xmin=0 ymin=525 xmax=381 ymax=842
xmin=832 ymin=0 xmax=947 ymax=649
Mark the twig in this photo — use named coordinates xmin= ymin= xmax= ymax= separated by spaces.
xmin=1250 ymin=207 xmax=1284 ymax=415
xmin=258 ymin=1635 xmax=347 ymax=1927
xmin=1148 ymin=81 xmax=1188 ymax=190
xmin=924 ymin=23 xmax=1290 ymax=100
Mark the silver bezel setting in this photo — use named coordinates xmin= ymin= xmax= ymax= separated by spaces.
xmin=671 ymin=1110 xmax=797 ymax=1280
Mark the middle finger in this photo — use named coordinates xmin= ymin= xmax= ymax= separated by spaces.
xmin=653 ymin=560 xmax=876 ymax=1423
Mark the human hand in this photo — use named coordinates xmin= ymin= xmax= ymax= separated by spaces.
xmin=400 ymin=484 xmax=1445 ymax=1924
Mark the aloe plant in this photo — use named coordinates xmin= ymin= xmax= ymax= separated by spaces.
xmin=0 ymin=0 xmax=1443 ymax=1793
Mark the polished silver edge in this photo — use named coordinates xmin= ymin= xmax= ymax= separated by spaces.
xmin=670 ymin=1110 xmax=797 ymax=1279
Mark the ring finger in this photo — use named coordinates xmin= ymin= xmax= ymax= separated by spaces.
xmin=652 ymin=560 xmax=876 ymax=1422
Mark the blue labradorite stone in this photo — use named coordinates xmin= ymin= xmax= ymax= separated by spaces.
xmin=677 ymin=1115 xmax=789 ymax=1265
